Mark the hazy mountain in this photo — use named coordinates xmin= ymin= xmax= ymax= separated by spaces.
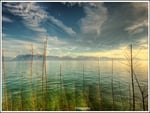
xmin=3 ymin=56 xmax=13 ymax=61
xmin=10 ymin=54 xmax=132 ymax=61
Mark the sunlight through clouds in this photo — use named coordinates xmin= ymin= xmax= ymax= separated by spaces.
xmin=2 ymin=2 xmax=148 ymax=60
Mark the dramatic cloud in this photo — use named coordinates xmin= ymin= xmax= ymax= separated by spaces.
xmin=2 ymin=2 xmax=148 ymax=60
xmin=49 ymin=15 xmax=76 ymax=36
xmin=125 ymin=19 xmax=148 ymax=35
xmin=2 ymin=16 xmax=13 ymax=23
xmin=3 ymin=2 xmax=76 ymax=35
xmin=73 ymin=2 xmax=148 ymax=51
xmin=80 ymin=3 xmax=107 ymax=35
xmin=4 ymin=2 xmax=47 ymax=33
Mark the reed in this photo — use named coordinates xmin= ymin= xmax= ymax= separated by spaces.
xmin=82 ymin=64 xmax=85 ymax=95
xmin=59 ymin=64 xmax=69 ymax=110
xmin=88 ymin=85 xmax=99 ymax=110
xmin=30 ymin=44 xmax=33 ymax=85
xmin=36 ymin=81 xmax=39 ymax=110
xmin=2 ymin=50 xmax=8 ymax=111
xmin=45 ymin=73 xmax=48 ymax=110
xmin=74 ymin=72 xmax=78 ymax=109
xmin=82 ymin=64 xmax=90 ymax=107
xmin=98 ymin=57 xmax=102 ymax=109
xmin=130 ymin=44 xmax=135 ymax=110
xmin=59 ymin=64 xmax=63 ymax=110
xmin=129 ymin=83 xmax=132 ymax=110
xmin=41 ymin=38 xmax=48 ymax=110
xmin=10 ymin=91 xmax=13 ymax=111
xmin=44 ymin=41 xmax=48 ymax=110
xmin=20 ymin=75 xmax=23 ymax=110
xmin=63 ymin=87 xmax=70 ymax=110
xmin=82 ymin=64 xmax=89 ymax=109
xmin=30 ymin=44 xmax=36 ymax=110
xmin=118 ymin=81 xmax=123 ymax=110
xmin=111 ymin=58 xmax=115 ymax=110
xmin=60 ymin=64 xmax=70 ymax=110
xmin=73 ymin=72 xmax=77 ymax=110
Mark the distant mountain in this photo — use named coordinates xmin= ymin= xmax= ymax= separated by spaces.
xmin=3 ymin=56 xmax=13 ymax=61
xmin=13 ymin=54 xmax=43 ymax=61
xmin=12 ymin=54 xmax=74 ymax=61
xmin=11 ymin=54 xmax=131 ymax=61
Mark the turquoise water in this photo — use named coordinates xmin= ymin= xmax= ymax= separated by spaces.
xmin=2 ymin=60 xmax=148 ymax=111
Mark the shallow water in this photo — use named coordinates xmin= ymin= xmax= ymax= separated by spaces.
xmin=2 ymin=60 xmax=148 ymax=111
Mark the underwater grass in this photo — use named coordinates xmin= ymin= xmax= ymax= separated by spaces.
xmin=2 ymin=75 xmax=147 ymax=111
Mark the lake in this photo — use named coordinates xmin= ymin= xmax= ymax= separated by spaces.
xmin=2 ymin=60 xmax=148 ymax=111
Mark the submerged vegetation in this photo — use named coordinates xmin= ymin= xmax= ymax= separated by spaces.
xmin=2 ymin=42 xmax=148 ymax=111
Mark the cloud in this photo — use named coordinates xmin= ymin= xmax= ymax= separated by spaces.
xmin=132 ymin=2 xmax=148 ymax=9
xmin=4 ymin=2 xmax=47 ymax=33
xmin=61 ymin=2 xmax=82 ymax=7
xmin=48 ymin=16 xmax=76 ymax=36
xmin=2 ymin=16 xmax=13 ymax=23
xmin=73 ymin=2 xmax=148 ymax=51
xmin=68 ymin=2 xmax=109 ymax=51
xmin=125 ymin=20 xmax=147 ymax=31
xmin=2 ymin=33 xmax=10 ymax=38
xmin=132 ymin=28 xmax=144 ymax=35
xmin=134 ymin=37 xmax=148 ymax=49
xmin=3 ymin=2 xmax=148 ymax=58
xmin=47 ymin=36 xmax=67 ymax=45
xmin=125 ymin=19 xmax=148 ymax=35
xmin=124 ymin=2 xmax=148 ymax=35
xmin=2 ymin=36 xmax=47 ymax=57
xmin=80 ymin=3 xmax=107 ymax=35
xmin=4 ymin=2 xmax=76 ymax=36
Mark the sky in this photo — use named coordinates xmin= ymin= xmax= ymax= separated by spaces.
xmin=2 ymin=2 xmax=148 ymax=60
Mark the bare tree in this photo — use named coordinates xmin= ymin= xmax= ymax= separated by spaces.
xmin=134 ymin=72 xmax=148 ymax=111
xmin=122 ymin=44 xmax=148 ymax=111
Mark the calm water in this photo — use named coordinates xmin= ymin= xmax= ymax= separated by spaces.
xmin=2 ymin=60 xmax=148 ymax=111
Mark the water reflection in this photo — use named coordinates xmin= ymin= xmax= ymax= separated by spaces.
xmin=2 ymin=60 xmax=148 ymax=111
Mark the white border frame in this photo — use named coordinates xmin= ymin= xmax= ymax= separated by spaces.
xmin=0 ymin=1 xmax=2 ymax=112
xmin=1 ymin=1 xmax=149 ymax=112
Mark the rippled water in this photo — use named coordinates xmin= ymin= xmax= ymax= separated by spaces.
xmin=2 ymin=60 xmax=148 ymax=111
